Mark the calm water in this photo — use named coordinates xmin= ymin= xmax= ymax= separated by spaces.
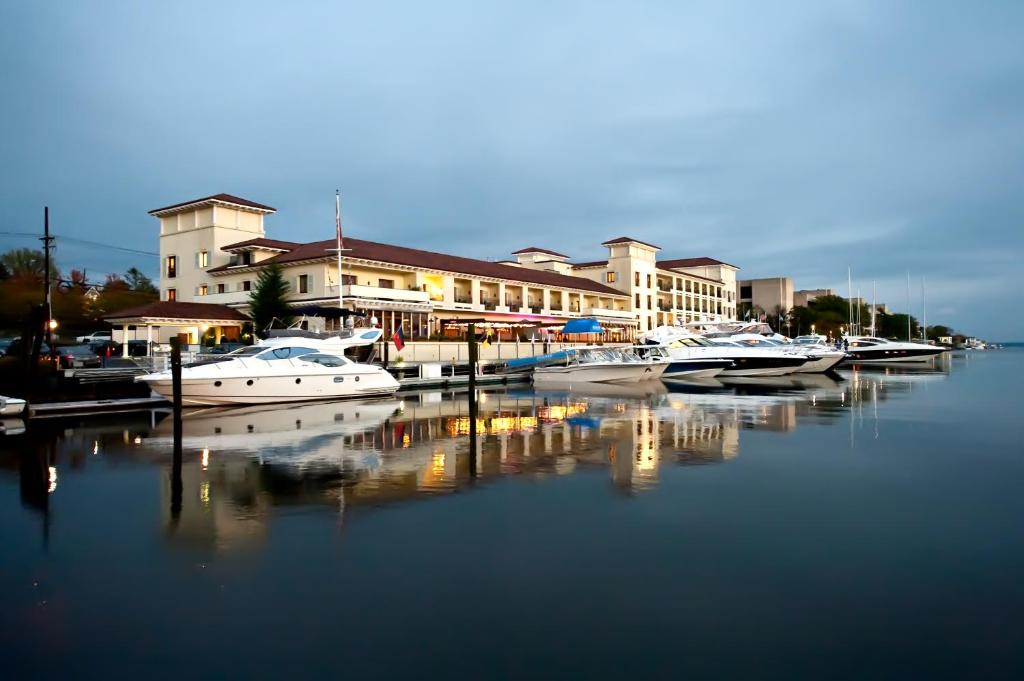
xmin=2 ymin=351 xmax=1023 ymax=679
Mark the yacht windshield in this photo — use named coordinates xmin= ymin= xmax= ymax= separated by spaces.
xmin=256 ymin=346 xmax=319 ymax=360
xmin=227 ymin=346 xmax=264 ymax=357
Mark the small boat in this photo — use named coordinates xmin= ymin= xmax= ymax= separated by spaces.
xmin=844 ymin=336 xmax=946 ymax=364
xmin=138 ymin=328 xmax=400 ymax=406
xmin=0 ymin=395 xmax=27 ymax=416
xmin=533 ymin=347 xmax=666 ymax=384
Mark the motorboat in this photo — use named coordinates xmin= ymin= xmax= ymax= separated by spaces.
xmin=632 ymin=344 xmax=732 ymax=381
xmin=843 ymin=336 xmax=946 ymax=364
xmin=533 ymin=346 xmax=667 ymax=384
xmin=731 ymin=333 xmax=846 ymax=373
xmin=137 ymin=328 xmax=400 ymax=406
xmin=643 ymin=326 xmax=808 ymax=377
xmin=0 ymin=395 xmax=27 ymax=416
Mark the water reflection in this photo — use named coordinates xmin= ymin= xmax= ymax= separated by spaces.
xmin=0 ymin=361 xmax=957 ymax=553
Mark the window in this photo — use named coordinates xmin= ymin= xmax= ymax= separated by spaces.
xmin=702 ymin=283 xmax=708 ymax=295
xmin=217 ymin=283 xmax=225 ymax=294
xmin=635 ymin=293 xmax=640 ymax=308
xmin=647 ymin=295 xmax=652 ymax=310
xmin=242 ymin=280 xmax=251 ymax=292
xmin=166 ymin=288 xmax=177 ymax=301
xmin=241 ymin=252 xmax=253 ymax=265
xmin=634 ymin=272 xmax=640 ymax=287
xmin=646 ymin=274 xmax=652 ymax=288
xmin=378 ymin=278 xmax=394 ymax=289
xmin=740 ymin=285 xmax=752 ymax=299
xmin=198 ymin=284 xmax=208 ymax=296
xmin=257 ymin=346 xmax=318 ymax=360
xmin=198 ymin=251 xmax=209 ymax=268
xmin=341 ymin=274 xmax=357 ymax=285
xmin=298 ymin=274 xmax=309 ymax=294
xmin=606 ymin=272 xmax=617 ymax=283
xmin=165 ymin=255 xmax=177 ymax=278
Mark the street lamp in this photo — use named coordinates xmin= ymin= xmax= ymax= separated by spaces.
xmin=48 ymin=319 xmax=58 ymax=330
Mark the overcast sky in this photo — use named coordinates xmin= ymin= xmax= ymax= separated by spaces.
xmin=2 ymin=0 xmax=1022 ymax=338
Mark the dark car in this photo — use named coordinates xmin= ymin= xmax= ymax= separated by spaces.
xmin=58 ymin=345 xmax=102 ymax=369
xmin=90 ymin=339 xmax=151 ymax=357
xmin=3 ymin=338 xmax=51 ymax=357
xmin=208 ymin=342 xmax=247 ymax=355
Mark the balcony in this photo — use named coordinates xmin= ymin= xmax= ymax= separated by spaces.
xmin=585 ymin=306 xmax=635 ymax=320
xmin=200 ymin=290 xmax=249 ymax=305
xmin=327 ymin=284 xmax=431 ymax=304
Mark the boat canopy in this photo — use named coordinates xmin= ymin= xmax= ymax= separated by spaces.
xmin=561 ymin=319 xmax=603 ymax=334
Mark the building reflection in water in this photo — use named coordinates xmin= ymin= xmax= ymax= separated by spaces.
xmin=0 ymin=358 xmax=955 ymax=553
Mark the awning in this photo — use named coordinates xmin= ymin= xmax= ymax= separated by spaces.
xmin=561 ymin=318 xmax=603 ymax=334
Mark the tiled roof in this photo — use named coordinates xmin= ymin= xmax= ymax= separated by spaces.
xmin=103 ymin=301 xmax=249 ymax=322
xmin=511 ymin=246 xmax=569 ymax=259
xmin=222 ymin=237 xmax=299 ymax=252
xmin=658 ymin=256 xmax=737 ymax=269
xmin=571 ymin=260 xmax=608 ymax=269
xmin=602 ymin=236 xmax=661 ymax=250
xmin=210 ymin=237 xmax=626 ymax=296
xmin=148 ymin=193 xmax=276 ymax=216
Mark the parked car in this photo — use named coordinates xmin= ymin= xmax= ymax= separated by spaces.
xmin=3 ymin=338 xmax=51 ymax=357
xmin=57 ymin=345 xmax=102 ymax=369
xmin=208 ymin=342 xmax=247 ymax=355
xmin=76 ymin=330 xmax=112 ymax=343
xmin=0 ymin=337 xmax=15 ymax=353
xmin=90 ymin=339 xmax=151 ymax=357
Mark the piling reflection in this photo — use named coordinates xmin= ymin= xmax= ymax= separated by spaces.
xmin=0 ymin=361 xmax=957 ymax=553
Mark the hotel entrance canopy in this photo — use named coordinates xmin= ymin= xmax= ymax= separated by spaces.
xmin=103 ymin=301 xmax=249 ymax=357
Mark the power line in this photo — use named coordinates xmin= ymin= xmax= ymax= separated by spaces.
xmin=0 ymin=231 xmax=158 ymax=257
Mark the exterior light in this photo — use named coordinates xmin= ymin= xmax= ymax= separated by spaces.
xmin=48 ymin=319 xmax=58 ymax=330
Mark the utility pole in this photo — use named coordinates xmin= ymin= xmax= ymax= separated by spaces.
xmin=41 ymin=206 xmax=56 ymax=363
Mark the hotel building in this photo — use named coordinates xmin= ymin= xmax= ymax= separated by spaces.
xmin=150 ymin=193 xmax=738 ymax=343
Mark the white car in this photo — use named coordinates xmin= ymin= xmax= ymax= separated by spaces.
xmin=75 ymin=330 xmax=112 ymax=343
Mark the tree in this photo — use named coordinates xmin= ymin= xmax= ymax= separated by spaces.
xmin=0 ymin=261 xmax=9 ymax=280
xmin=926 ymin=324 xmax=953 ymax=341
xmin=124 ymin=266 xmax=157 ymax=293
xmin=1 ymin=247 xmax=55 ymax=281
xmin=249 ymin=264 xmax=291 ymax=337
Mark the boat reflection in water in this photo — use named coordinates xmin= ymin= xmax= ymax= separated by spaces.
xmin=0 ymin=360 xmax=951 ymax=553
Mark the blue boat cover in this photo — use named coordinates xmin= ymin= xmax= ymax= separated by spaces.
xmin=561 ymin=318 xmax=603 ymax=334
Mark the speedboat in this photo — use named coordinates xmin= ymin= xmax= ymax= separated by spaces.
xmin=632 ymin=344 xmax=732 ymax=381
xmin=843 ymin=336 xmax=945 ymax=364
xmin=643 ymin=326 xmax=808 ymax=377
xmin=137 ymin=328 xmax=400 ymax=406
xmin=0 ymin=395 xmax=27 ymax=416
xmin=533 ymin=346 xmax=667 ymax=384
xmin=731 ymin=333 xmax=846 ymax=373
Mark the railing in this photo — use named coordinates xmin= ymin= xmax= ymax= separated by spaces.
xmin=454 ymin=295 xmax=472 ymax=304
xmin=585 ymin=306 xmax=635 ymax=320
xmin=327 ymin=284 xmax=431 ymax=304
xmin=200 ymin=290 xmax=249 ymax=305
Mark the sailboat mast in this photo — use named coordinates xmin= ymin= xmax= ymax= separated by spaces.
xmin=847 ymin=266 xmax=853 ymax=335
xmin=922 ymin=276 xmax=927 ymax=341
xmin=335 ymin=190 xmax=344 ymax=313
xmin=906 ymin=271 xmax=912 ymax=341
xmin=871 ymin=281 xmax=876 ymax=336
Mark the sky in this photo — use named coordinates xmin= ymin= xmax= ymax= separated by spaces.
xmin=2 ymin=0 xmax=1022 ymax=339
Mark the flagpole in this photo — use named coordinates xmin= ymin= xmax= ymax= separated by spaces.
xmin=847 ymin=266 xmax=852 ymax=335
xmin=335 ymin=190 xmax=344 ymax=313
xmin=906 ymin=271 xmax=911 ymax=341
xmin=922 ymin=276 xmax=927 ymax=341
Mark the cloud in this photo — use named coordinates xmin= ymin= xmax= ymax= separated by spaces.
xmin=1 ymin=0 xmax=1022 ymax=338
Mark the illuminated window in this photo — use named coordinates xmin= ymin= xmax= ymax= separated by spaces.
xmin=167 ymin=288 xmax=177 ymax=301
xmin=198 ymin=284 xmax=208 ymax=296
xmin=606 ymin=272 xmax=616 ymax=283
xmin=166 ymin=255 xmax=177 ymax=278
xmin=634 ymin=272 xmax=640 ymax=287
xmin=198 ymin=251 xmax=209 ymax=268
xmin=646 ymin=274 xmax=652 ymax=288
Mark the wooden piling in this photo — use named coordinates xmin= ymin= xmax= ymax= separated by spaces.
xmin=467 ymin=323 xmax=478 ymax=478
xmin=170 ymin=337 xmax=183 ymax=518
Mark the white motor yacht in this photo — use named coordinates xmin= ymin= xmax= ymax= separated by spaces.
xmin=843 ymin=336 xmax=946 ymax=364
xmin=728 ymin=333 xmax=846 ymax=373
xmin=533 ymin=346 xmax=667 ymax=384
xmin=138 ymin=328 xmax=400 ymax=406
xmin=632 ymin=344 xmax=732 ymax=381
xmin=643 ymin=326 xmax=808 ymax=377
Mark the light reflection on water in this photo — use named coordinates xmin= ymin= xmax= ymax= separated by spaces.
xmin=1 ymin=358 xmax=955 ymax=554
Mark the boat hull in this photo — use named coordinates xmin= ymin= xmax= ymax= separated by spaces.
xmin=793 ymin=352 xmax=846 ymax=373
xmin=533 ymin=362 xmax=663 ymax=384
xmin=140 ymin=373 xmax=400 ymax=406
xmin=661 ymin=359 xmax=732 ymax=381
xmin=847 ymin=348 xmax=943 ymax=364
xmin=719 ymin=356 xmax=808 ymax=377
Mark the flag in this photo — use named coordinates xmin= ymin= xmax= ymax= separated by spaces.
xmin=335 ymin=190 xmax=344 ymax=252
xmin=392 ymin=327 xmax=405 ymax=351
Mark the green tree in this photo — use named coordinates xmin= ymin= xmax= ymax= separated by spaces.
xmin=249 ymin=264 xmax=292 ymax=337
xmin=124 ymin=266 xmax=158 ymax=293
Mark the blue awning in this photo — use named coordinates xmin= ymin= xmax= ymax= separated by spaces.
xmin=561 ymin=318 xmax=603 ymax=334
